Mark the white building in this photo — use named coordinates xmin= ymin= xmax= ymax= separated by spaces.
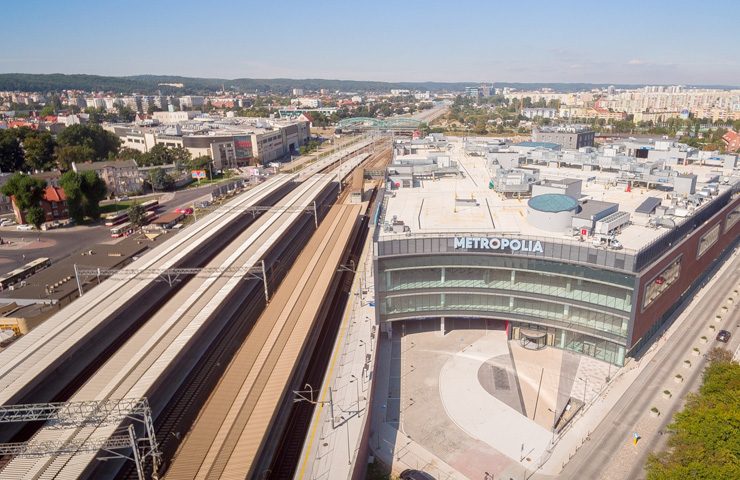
xmin=179 ymin=96 xmax=205 ymax=109
xmin=522 ymin=108 xmax=558 ymax=119
xmin=152 ymin=111 xmax=200 ymax=124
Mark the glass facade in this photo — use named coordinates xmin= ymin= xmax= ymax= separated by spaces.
xmin=377 ymin=254 xmax=636 ymax=365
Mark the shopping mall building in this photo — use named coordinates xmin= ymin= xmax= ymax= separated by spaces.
xmin=373 ymin=137 xmax=740 ymax=365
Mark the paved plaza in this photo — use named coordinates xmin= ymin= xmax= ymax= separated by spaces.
xmin=371 ymin=317 xmax=614 ymax=479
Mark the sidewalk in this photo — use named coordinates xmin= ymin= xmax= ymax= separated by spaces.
xmin=531 ymin=249 xmax=740 ymax=479
xmin=295 ymin=221 xmax=379 ymax=480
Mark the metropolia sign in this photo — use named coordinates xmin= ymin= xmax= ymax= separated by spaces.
xmin=453 ymin=236 xmax=544 ymax=253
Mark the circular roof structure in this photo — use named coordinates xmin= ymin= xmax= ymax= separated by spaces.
xmin=527 ymin=193 xmax=578 ymax=213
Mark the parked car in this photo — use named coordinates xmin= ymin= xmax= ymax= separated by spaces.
xmin=176 ymin=207 xmax=194 ymax=215
xmin=0 ymin=219 xmax=15 ymax=227
xmin=16 ymin=224 xmax=33 ymax=231
xmin=400 ymin=470 xmax=436 ymax=480
xmin=716 ymin=330 xmax=731 ymax=343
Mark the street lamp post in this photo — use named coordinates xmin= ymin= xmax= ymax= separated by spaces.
xmin=578 ymin=376 xmax=589 ymax=404
xmin=350 ymin=374 xmax=361 ymax=418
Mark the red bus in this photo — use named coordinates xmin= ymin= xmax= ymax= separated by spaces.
xmin=104 ymin=211 xmax=129 ymax=227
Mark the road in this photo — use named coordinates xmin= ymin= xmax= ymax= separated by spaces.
xmin=559 ymin=249 xmax=740 ymax=479
xmin=0 ymin=184 xmax=217 ymax=276
xmin=410 ymin=103 xmax=449 ymax=123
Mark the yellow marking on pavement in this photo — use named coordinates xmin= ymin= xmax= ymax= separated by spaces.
xmin=296 ymin=261 xmax=365 ymax=479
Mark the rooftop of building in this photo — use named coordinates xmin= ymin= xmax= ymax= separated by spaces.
xmin=534 ymin=125 xmax=594 ymax=134
xmin=105 ymin=115 xmax=307 ymax=138
xmin=515 ymin=141 xmax=561 ymax=150
xmin=379 ymin=138 xmax=739 ymax=252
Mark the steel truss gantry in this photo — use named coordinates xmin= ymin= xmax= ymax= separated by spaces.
xmin=193 ymin=200 xmax=322 ymax=227
xmin=74 ymin=260 xmax=270 ymax=301
xmin=0 ymin=398 xmax=161 ymax=480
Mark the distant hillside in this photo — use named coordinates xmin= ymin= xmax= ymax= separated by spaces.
xmin=0 ymin=73 xmax=736 ymax=95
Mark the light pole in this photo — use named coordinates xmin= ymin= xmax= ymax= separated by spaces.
xmin=350 ymin=374 xmax=361 ymax=417
xmin=578 ymin=376 xmax=588 ymax=404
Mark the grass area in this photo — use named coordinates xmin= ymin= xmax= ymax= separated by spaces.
xmin=100 ymin=201 xmax=135 ymax=214
xmin=185 ymin=173 xmax=236 ymax=189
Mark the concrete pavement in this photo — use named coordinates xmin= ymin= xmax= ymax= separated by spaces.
xmin=295 ymin=223 xmax=378 ymax=480
xmin=554 ymin=248 xmax=740 ymax=480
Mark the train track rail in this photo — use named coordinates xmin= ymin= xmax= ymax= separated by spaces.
xmin=0 ymin=151 xmax=371 ymax=480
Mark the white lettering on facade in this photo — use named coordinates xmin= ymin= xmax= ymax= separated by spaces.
xmin=453 ymin=236 xmax=544 ymax=253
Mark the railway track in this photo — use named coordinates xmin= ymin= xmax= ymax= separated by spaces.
xmin=163 ymin=203 xmax=363 ymax=480
xmin=162 ymin=156 xmax=382 ymax=480
xmin=0 ymin=174 xmax=297 ymax=411
xmin=0 ymin=152 xmax=371 ymax=480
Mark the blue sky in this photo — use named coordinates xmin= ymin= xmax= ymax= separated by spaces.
xmin=2 ymin=0 xmax=738 ymax=84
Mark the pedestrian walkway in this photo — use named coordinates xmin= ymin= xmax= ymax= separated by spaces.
xmin=295 ymin=223 xmax=378 ymax=480
xmin=535 ymin=249 xmax=740 ymax=479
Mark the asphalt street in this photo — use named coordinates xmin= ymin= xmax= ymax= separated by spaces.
xmin=559 ymin=249 xmax=740 ymax=480
xmin=0 ymin=184 xmax=216 ymax=276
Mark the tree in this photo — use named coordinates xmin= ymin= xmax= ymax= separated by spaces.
xmin=148 ymin=167 xmax=174 ymax=191
xmin=60 ymin=170 xmax=108 ymax=222
xmin=25 ymin=206 xmax=46 ymax=229
xmin=39 ymin=105 xmax=56 ymax=117
xmin=54 ymin=144 xmax=96 ymax=171
xmin=1 ymin=172 xmax=46 ymax=210
xmin=0 ymin=129 xmax=25 ymax=172
xmin=116 ymin=106 xmax=137 ymax=122
xmin=22 ymin=132 xmax=56 ymax=171
xmin=79 ymin=170 xmax=108 ymax=220
xmin=646 ymin=349 xmax=740 ymax=480
xmin=60 ymin=170 xmax=84 ymax=222
xmin=117 ymin=147 xmax=143 ymax=163
xmin=1 ymin=173 xmax=47 ymax=226
xmin=139 ymin=144 xmax=191 ymax=168
xmin=56 ymin=124 xmax=120 ymax=160
xmin=127 ymin=203 xmax=146 ymax=229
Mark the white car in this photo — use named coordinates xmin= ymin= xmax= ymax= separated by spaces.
xmin=16 ymin=224 xmax=34 ymax=231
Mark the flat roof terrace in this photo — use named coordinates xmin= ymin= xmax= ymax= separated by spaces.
xmin=380 ymin=139 xmax=736 ymax=252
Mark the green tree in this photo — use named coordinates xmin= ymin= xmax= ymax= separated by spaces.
xmin=56 ymin=124 xmax=120 ymax=160
xmin=60 ymin=170 xmax=108 ymax=222
xmin=139 ymin=144 xmax=191 ymax=168
xmin=60 ymin=170 xmax=84 ymax=222
xmin=1 ymin=172 xmax=46 ymax=210
xmin=25 ymin=206 xmax=46 ymax=229
xmin=148 ymin=167 xmax=174 ymax=191
xmin=54 ymin=144 xmax=96 ymax=171
xmin=127 ymin=203 xmax=146 ymax=229
xmin=646 ymin=348 xmax=740 ymax=480
xmin=83 ymin=107 xmax=105 ymax=124
xmin=39 ymin=105 xmax=56 ymax=117
xmin=1 ymin=173 xmax=47 ymax=226
xmin=0 ymin=129 xmax=25 ymax=172
xmin=116 ymin=147 xmax=143 ymax=163
xmin=22 ymin=132 xmax=56 ymax=171
xmin=79 ymin=170 xmax=108 ymax=220
xmin=116 ymin=106 xmax=137 ymax=122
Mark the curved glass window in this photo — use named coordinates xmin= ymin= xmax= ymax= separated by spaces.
xmin=384 ymin=265 xmax=633 ymax=312
xmin=383 ymin=292 xmax=629 ymax=340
